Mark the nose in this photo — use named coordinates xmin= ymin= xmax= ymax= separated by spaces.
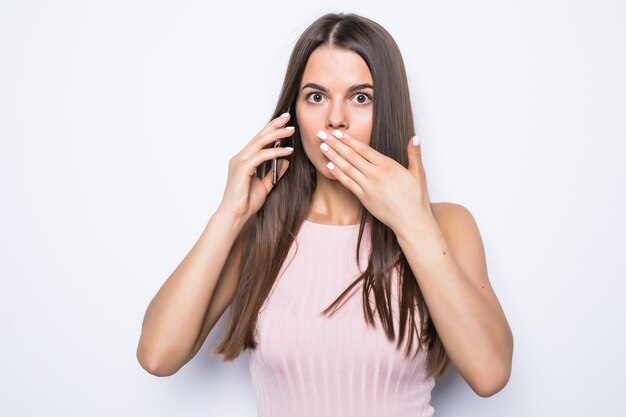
xmin=326 ymin=101 xmax=348 ymax=130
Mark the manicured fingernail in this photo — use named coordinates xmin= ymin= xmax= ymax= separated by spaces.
xmin=327 ymin=161 xmax=334 ymax=170
xmin=317 ymin=130 xmax=328 ymax=140
xmin=412 ymin=134 xmax=421 ymax=147
xmin=280 ymin=112 xmax=290 ymax=118
xmin=332 ymin=129 xmax=344 ymax=139
xmin=320 ymin=143 xmax=330 ymax=152
xmin=285 ymin=126 xmax=295 ymax=130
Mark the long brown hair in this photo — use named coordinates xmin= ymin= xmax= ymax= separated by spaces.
xmin=211 ymin=12 xmax=449 ymax=379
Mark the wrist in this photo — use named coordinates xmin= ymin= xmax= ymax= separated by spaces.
xmin=394 ymin=211 xmax=441 ymax=247
xmin=211 ymin=207 xmax=248 ymax=232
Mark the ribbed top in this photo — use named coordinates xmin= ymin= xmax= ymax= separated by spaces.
xmin=248 ymin=219 xmax=435 ymax=417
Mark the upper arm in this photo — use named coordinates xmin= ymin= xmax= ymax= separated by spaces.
xmin=432 ymin=202 xmax=513 ymax=392
xmin=186 ymin=231 xmax=245 ymax=362
xmin=431 ymin=202 xmax=501 ymax=311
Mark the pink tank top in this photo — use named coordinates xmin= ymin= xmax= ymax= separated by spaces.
xmin=248 ymin=219 xmax=435 ymax=417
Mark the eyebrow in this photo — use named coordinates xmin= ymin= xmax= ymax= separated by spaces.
xmin=300 ymin=82 xmax=374 ymax=93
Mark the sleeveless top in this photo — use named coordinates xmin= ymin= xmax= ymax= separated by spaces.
xmin=248 ymin=219 xmax=435 ymax=417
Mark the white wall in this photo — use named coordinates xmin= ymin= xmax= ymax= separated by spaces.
xmin=1 ymin=0 xmax=624 ymax=415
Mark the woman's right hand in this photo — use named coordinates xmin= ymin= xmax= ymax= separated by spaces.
xmin=217 ymin=112 xmax=295 ymax=221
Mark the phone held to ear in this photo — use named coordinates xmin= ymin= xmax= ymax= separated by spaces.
xmin=272 ymin=111 xmax=294 ymax=185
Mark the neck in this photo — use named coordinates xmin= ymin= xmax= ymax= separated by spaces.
xmin=307 ymin=173 xmax=363 ymax=225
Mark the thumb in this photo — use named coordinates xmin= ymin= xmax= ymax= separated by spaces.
xmin=407 ymin=134 xmax=424 ymax=176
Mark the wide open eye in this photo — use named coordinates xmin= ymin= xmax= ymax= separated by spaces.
xmin=352 ymin=93 xmax=372 ymax=105
xmin=305 ymin=91 xmax=373 ymax=105
xmin=306 ymin=92 xmax=326 ymax=105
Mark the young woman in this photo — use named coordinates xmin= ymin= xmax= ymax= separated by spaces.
xmin=137 ymin=12 xmax=513 ymax=417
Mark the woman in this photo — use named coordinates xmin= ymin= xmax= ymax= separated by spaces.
xmin=137 ymin=12 xmax=513 ymax=417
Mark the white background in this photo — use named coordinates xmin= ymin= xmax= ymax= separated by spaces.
xmin=1 ymin=0 xmax=624 ymax=416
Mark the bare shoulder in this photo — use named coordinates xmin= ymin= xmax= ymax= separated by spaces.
xmin=428 ymin=201 xmax=483 ymax=256
xmin=429 ymin=201 xmax=502 ymax=308
xmin=429 ymin=201 xmax=475 ymax=229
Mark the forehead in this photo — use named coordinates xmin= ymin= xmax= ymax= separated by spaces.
xmin=300 ymin=46 xmax=373 ymax=87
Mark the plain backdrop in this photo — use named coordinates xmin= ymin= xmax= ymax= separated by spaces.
xmin=1 ymin=0 xmax=625 ymax=416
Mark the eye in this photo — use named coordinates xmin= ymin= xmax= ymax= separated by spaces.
xmin=306 ymin=92 xmax=372 ymax=105
xmin=306 ymin=92 xmax=326 ymax=105
xmin=352 ymin=93 xmax=372 ymax=105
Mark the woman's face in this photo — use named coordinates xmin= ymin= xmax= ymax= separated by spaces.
xmin=295 ymin=46 xmax=374 ymax=180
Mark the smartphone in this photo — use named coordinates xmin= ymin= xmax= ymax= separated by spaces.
xmin=272 ymin=109 xmax=294 ymax=185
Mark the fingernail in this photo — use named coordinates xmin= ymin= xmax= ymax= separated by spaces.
xmin=317 ymin=130 xmax=328 ymax=140
xmin=285 ymin=126 xmax=295 ymax=130
xmin=280 ymin=112 xmax=290 ymax=118
xmin=412 ymin=134 xmax=421 ymax=147
xmin=327 ymin=161 xmax=334 ymax=170
xmin=320 ymin=143 xmax=330 ymax=152
xmin=332 ymin=129 xmax=344 ymax=139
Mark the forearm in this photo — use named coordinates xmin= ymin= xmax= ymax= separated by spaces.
xmin=394 ymin=214 xmax=512 ymax=394
xmin=137 ymin=209 xmax=247 ymax=372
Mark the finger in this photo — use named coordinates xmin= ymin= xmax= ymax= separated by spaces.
xmin=255 ymin=112 xmax=291 ymax=137
xmin=319 ymin=138 xmax=368 ymax=189
xmin=241 ymin=146 xmax=294 ymax=176
xmin=327 ymin=129 xmax=385 ymax=166
xmin=407 ymin=134 xmax=426 ymax=178
xmin=240 ymin=125 xmax=295 ymax=159
xmin=318 ymin=130 xmax=377 ymax=180
xmin=323 ymin=160 xmax=364 ymax=198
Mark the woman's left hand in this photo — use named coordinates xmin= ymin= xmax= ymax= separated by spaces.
xmin=317 ymin=129 xmax=433 ymax=232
